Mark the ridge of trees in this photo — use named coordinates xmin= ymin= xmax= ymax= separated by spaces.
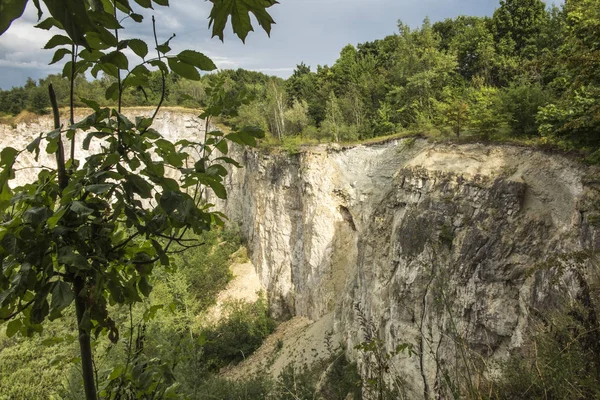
xmin=6 ymin=0 xmax=598 ymax=154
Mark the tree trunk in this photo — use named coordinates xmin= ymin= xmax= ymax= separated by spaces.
xmin=74 ymin=277 xmax=98 ymax=400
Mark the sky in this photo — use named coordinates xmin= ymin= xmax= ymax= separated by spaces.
xmin=0 ymin=0 xmax=562 ymax=90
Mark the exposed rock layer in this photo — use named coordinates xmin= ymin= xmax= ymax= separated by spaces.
xmin=216 ymin=139 xmax=600 ymax=397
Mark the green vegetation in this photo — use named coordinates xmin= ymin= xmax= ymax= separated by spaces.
xmin=4 ymin=0 xmax=600 ymax=157
xmin=0 ymin=228 xmax=279 ymax=399
xmin=0 ymin=0 xmax=276 ymax=399
xmin=2 ymin=0 xmax=600 ymax=399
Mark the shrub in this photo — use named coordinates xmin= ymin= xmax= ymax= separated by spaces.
xmin=201 ymin=295 xmax=276 ymax=372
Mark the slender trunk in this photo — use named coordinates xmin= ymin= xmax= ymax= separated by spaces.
xmin=69 ymin=44 xmax=76 ymax=162
xmin=74 ymin=277 xmax=98 ymax=400
xmin=50 ymin=85 xmax=96 ymax=400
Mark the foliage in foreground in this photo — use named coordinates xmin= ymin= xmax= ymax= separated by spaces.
xmin=0 ymin=228 xmax=277 ymax=399
xmin=0 ymin=0 xmax=276 ymax=399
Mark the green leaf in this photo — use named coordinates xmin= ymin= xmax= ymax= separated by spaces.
xmin=105 ymin=82 xmax=119 ymax=101
xmin=0 ymin=0 xmax=28 ymax=36
xmin=26 ymin=135 xmax=42 ymax=156
xmin=215 ymin=139 xmax=228 ymax=154
xmin=71 ymin=201 xmax=94 ymax=217
xmin=240 ymin=125 xmax=265 ymax=138
xmin=206 ymin=164 xmax=228 ymax=177
xmin=149 ymin=59 xmax=168 ymax=74
xmin=159 ymin=191 xmax=182 ymax=214
xmin=47 ymin=207 xmax=66 ymax=229
xmin=133 ymin=0 xmax=152 ymax=7
xmin=50 ymin=281 xmax=74 ymax=317
xmin=85 ymin=184 xmax=113 ymax=194
xmin=130 ymin=13 xmax=143 ymax=22
xmin=226 ymin=131 xmax=256 ymax=146
xmin=100 ymin=50 xmax=129 ymax=70
xmin=0 ymin=147 xmax=18 ymax=166
xmin=62 ymin=60 xmax=73 ymax=78
xmin=57 ymin=246 xmax=90 ymax=269
xmin=167 ymin=57 xmax=200 ymax=80
xmin=109 ymin=364 xmax=125 ymax=381
xmin=125 ymin=174 xmax=153 ymax=198
xmin=35 ymin=17 xmax=63 ymax=30
xmin=151 ymin=239 xmax=169 ymax=266
xmin=208 ymin=0 xmax=278 ymax=42
xmin=44 ymin=34 xmax=73 ymax=49
xmin=6 ymin=319 xmax=21 ymax=338
xmin=50 ymin=48 xmax=72 ymax=65
xmin=128 ymin=38 xmax=148 ymax=58
xmin=138 ymin=277 xmax=152 ymax=297
xmin=23 ymin=206 xmax=50 ymax=227
xmin=216 ymin=156 xmax=241 ymax=168
xmin=1 ymin=234 xmax=19 ymax=255
xmin=176 ymin=50 xmax=216 ymax=71
xmin=208 ymin=179 xmax=227 ymax=199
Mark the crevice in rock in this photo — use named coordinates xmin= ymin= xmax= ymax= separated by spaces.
xmin=338 ymin=205 xmax=357 ymax=231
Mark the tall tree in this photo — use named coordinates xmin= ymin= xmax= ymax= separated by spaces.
xmin=0 ymin=1 xmax=276 ymax=399
xmin=387 ymin=18 xmax=457 ymax=127
xmin=493 ymin=0 xmax=549 ymax=58
xmin=537 ymin=0 xmax=600 ymax=146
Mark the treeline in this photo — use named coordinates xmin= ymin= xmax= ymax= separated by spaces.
xmin=0 ymin=71 xmax=219 ymax=114
xmin=254 ymin=0 xmax=598 ymax=148
xmin=2 ymin=0 xmax=599 ymax=152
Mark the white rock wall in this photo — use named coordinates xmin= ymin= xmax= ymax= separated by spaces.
xmin=215 ymin=139 xmax=600 ymax=397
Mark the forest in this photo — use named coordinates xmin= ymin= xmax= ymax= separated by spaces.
xmin=1 ymin=0 xmax=600 ymax=156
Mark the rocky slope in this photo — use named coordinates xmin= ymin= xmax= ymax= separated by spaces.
xmin=215 ymin=139 xmax=600 ymax=397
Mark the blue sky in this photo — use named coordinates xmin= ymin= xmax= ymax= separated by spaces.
xmin=0 ymin=0 xmax=562 ymax=90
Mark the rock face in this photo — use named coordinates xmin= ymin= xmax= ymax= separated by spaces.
xmin=0 ymin=109 xmax=207 ymax=185
xmin=215 ymin=139 xmax=600 ymax=397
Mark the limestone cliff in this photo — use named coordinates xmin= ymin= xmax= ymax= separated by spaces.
xmin=215 ymin=139 xmax=600 ymax=397
xmin=0 ymin=109 xmax=207 ymax=184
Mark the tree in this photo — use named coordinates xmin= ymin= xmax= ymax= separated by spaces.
xmin=501 ymin=81 xmax=549 ymax=136
xmin=387 ymin=18 xmax=458 ymax=128
xmin=467 ymin=84 xmax=505 ymax=139
xmin=537 ymin=0 xmax=600 ymax=146
xmin=445 ymin=99 xmax=469 ymax=138
xmin=266 ymin=79 xmax=287 ymax=140
xmin=323 ymin=90 xmax=344 ymax=142
xmin=284 ymin=99 xmax=310 ymax=136
xmin=493 ymin=0 xmax=549 ymax=58
xmin=0 ymin=1 xmax=276 ymax=399
xmin=444 ymin=16 xmax=497 ymax=84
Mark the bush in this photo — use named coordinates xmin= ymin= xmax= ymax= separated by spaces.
xmin=485 ymin=302 xmax=600 ymax=399
xmin=501 ymin=83 xmax=550 ymax=137
xmin=201 ymin=295 xmax=276 ymax=372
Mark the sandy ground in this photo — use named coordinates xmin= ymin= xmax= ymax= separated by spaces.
xmin=222 ymin=312 xmax=341 ymax=379
xmin=202 ymin=261 xmax=263 ymax=325
xmin=202 ymin=256 xmax=342 ymax=380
